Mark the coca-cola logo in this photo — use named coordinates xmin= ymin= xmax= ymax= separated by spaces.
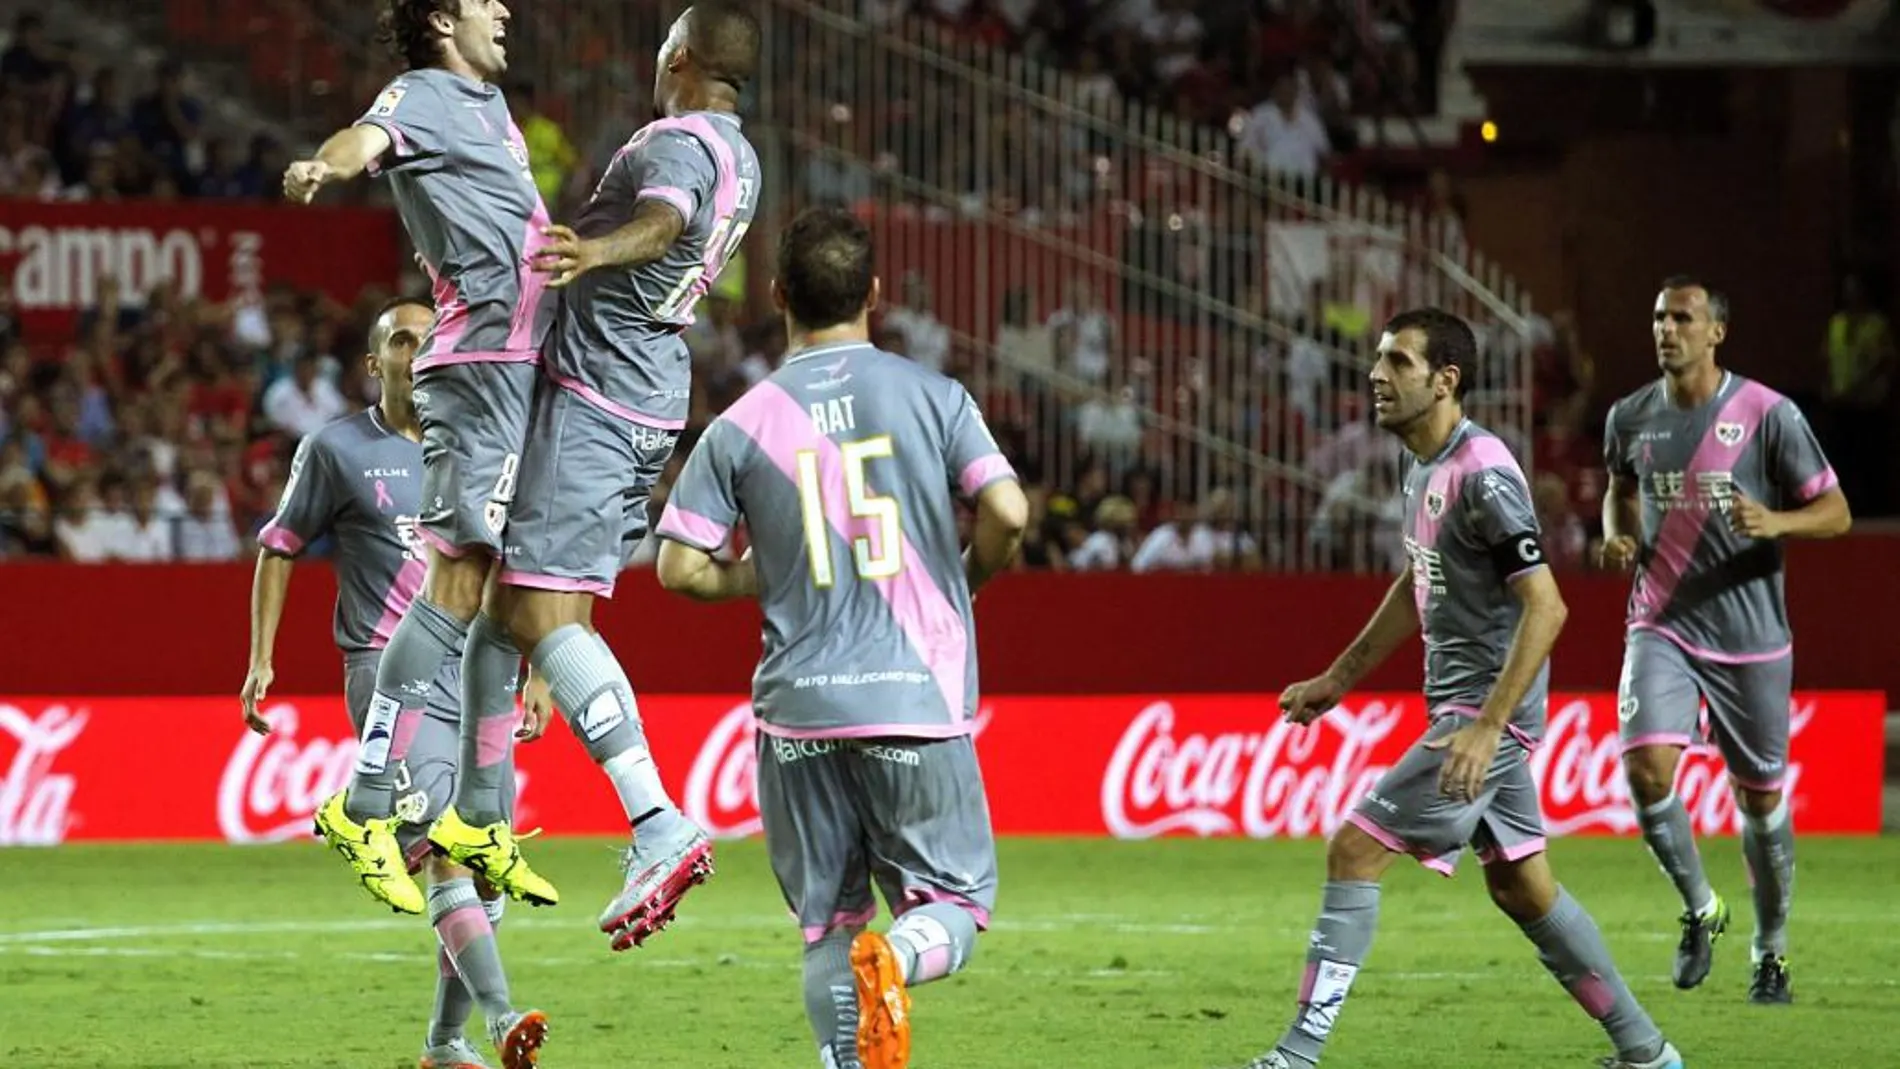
xmin=0 ymin=223 xmax=208 ymax=309
xmin=1533 ymin=697 xmax=1813 ymax=836
xmin=1101 ymin=700 xmax=1408 ymax=839
xmin=219 ymin=704 xmax=358 ymax=842
xmin=0 ymin=703 xmax=87 ymax=845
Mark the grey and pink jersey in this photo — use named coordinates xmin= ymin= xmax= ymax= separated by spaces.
xmin=1603 ymin=372 xmax=1837 ymax=661
xmin=355 ymin=70 xmax=553 ymax=372
xmin=259 ymin=409 xmax=431 ymax=655
xmin=544 ymin=110 xmax=761 ymax=428
xmin=1399 ymin=420 xmax=1550 ymax=740
xmin=657 ymin=342 xmax=1017 ymax=739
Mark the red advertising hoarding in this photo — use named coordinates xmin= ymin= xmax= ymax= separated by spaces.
xmin=0 ymin=200 xmax=401 ymax=340
xmin=1 ymin=692 xmax=1881 ymax=847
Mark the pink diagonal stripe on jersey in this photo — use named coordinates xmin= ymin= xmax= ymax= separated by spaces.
xmin=656 ymin=505 xmax=730 ymax=551
xmin=505 ymin=119 xmax=553 ymax=358
xmin=679 ymin=115 xmax=740 ymax=318
xmin=1630 ymin=380 xmax=1779 ymax=627
xmin=370 ymin=557 xmax=426 ymax=649
xmin=724 ymin=381 xmax=971 ymax=726
xmin=416 ymin=270 xmax=468 ymax=372
xmin=958 ymin=454 xmax=1015 ymax=499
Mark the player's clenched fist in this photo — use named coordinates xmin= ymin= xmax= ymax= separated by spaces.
xmin=283 ymin=159 xmax=334 ymax=204
xmin=1279 ymin=673 xmax=1345 ymax=725
xmin=1598 ymin=534 xmax=1639 ymax=571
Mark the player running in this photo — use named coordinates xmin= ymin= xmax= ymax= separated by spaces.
xmin=426 ymin=1 xmax=764 ymax=947
xmin=283 ymin=0 xmax=558 ymax=915
xmin=1601 ymin=276 xmax=1850 ymax=1003
xmin=241 ymin=298 xmax=549 ymax=1069
xmin=652 ymin=207 xmax=1028 ymax=1069
xmin=1238 ymin=309 xmax=1684 ymax=1069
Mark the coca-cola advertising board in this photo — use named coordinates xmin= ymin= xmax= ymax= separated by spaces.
xmin=0 ymin=692 xmax=1882 ymax=846
xmin=0 ymin=201 xmax=401 ymax=340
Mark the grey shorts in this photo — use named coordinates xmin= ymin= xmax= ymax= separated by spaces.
xmin=501 ymin=380 xmax=679 ymax=598
xmin=414 ymin=361 xmax=537 ymax=558
xmin=1347 ymin=713 xmax=1547 ymax=875
xmin=343 ymin=652 xmax=506 ymax=872
xmin=1617 ymin=628 xmax=1794 ymax=791
xmin=754 ymin=732 xmax=998 ymax=945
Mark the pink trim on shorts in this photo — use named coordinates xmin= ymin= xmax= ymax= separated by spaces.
xmin=755 ymin=719 xmax=978 ymax=742
xmin=958 ymin=453 xmax=1016 ymax=498
xmin=1439 ymin=704 xmax=1538 ymax=752
xmin=1620 ymin=732 xmax=1696 ymax=755
xmin=1726 ymin=771 xmax=1786 ymax=794
xmin=655 ymin=506 xmax=730 ymax=552
xmin=1629 ymin=379 xmax=1779 ymax=627
xmin=725 ymin=382 xmax=971 ymax=726
xmin=415 ymin=526 xmax=472 ymax=559
xmin=500 ymin=567 xmax=614 ymax=598
xmin=1631 ymin=623 xmax=1792 ymax=665
xmin=1345 ymin=811 xmax=1458 ymax=879
xmin=1797 ymin=467 xmax=1839 ymax=503
xmin=801 ymin=903 xmax=879 ymax=944
xmin=257 ymin=523 xmax=304 ymax=556
xmin=898 ymin=884 xmax=993 ymax=931
xmin=546 ymin=367 xmax=688 ymax=430
xmin=1476 ymin=836 xmax=1548 ymax=866
xmin=636 ymin=185 xmax=696 ymax=219
xmin=412 ymin=348 xmax=539 ymax=373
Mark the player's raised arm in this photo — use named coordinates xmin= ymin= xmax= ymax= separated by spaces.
xmin=282 ymin=123 xmax=394 ymax=203
xmin=964 ymin=478 xmax=1029 ymax=592
xmin=1281 ymin=564 xmax=1419 ymax=725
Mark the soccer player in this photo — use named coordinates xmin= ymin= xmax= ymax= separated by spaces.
xmin=1601 ymin=276 xmax=1850 ymax=1003
xmin=651 ymin=207 xmax=1028 ymax=1069
xmin=430 ymin=1 xmax=764 ymax=949
xmin=240 ymin=297 xmax=549 ymax=1069
xmin=282 ymin=0 xmax=558 ymax=914
xmin=1240 ymin=309 xmax=1684 ymax=1069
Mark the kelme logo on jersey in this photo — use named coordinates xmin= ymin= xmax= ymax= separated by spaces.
xmin=1715 ymin=421 xmax=1745 ymax=447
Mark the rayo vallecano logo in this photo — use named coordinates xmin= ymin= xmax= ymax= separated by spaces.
xmin=1425 ymin=490 xmax=1446 ymax=519
xmin=1715 ymin=421 xmax=1744 ymax=447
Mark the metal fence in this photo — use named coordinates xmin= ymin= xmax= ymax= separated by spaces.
xmin=134 ymin=0 xmax=1541 ymax=573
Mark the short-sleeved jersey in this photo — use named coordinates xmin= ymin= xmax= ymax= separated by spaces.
xmin=258 ymin=409 xmax=430 ymax=655
xmin=1399 ymin=420 xmax=1550 ymax=740
xmin=545 ymin=111 xmax=761 ymax=428
xmin=355 ymin=70 xmax=553 ymax=371
xmin=1603 ymin=372 xmax=1837 ymax=660
xmin=656 ymin=342 xmax=1017 ymax=739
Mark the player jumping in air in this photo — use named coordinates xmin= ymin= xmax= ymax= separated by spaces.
xmin=1239 ymin=309 xmax=1684 ymax=1069
xmin=1601 ymin=277 xmax=1850 ymax=1003
xmin=426 ymin=2 xmax=764 ymax=948
xmin=652 ymin=208 xmax=1029 ymax=1069
xmin=283 ymin=0 xmax=558 ymax=915
xmin=241 ymin=298 xmax=549 ymax=1069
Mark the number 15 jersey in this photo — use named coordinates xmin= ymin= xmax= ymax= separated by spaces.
xmin=657 ymin=342 xmax=1018 ymax=740
xmin=544 ymin=110 xmax=760 ymax=429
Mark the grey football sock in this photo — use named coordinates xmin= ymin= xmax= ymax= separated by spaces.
xmin=348 ymin=597 xmax=467 ymax=821
xmin=429 ymin=877 xmax=511 ymax=1027
xmin=1637 ymin=794 xmax=1716 ymax=916
xmin=803 ymin=928 xmax=862 ymax=1069
xmin=886 ymin=902 xmax=980 ymax=986
xmin=1742 ymin=797 xmax=1795 ymax=959
xmin=1517 ymin=888 xmax=1663 ymax=1062
xmin=453 ymin=615 xmax=522 ymax=826
xmin=1275 ymin=880 xmax=1380 ymax=1067
xmin=428 ymin=895 xmax=505 ymax=1047
xmin=532 ymin=624 xmax=679 ymax=829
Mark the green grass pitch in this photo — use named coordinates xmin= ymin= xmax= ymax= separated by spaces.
xmin=2 ymin=836 xmax=1894 ymax=1067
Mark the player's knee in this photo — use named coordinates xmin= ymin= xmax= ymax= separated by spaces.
xmin=1326 ymin=822 xmax=1392 ymax=881
xmin=1622 ymin=747 xmax=1679 ymax=806
xmin=1732 ymin=784 xmax=1783 ymax=819
xmin=1482 ymin=858 xmax=1555 ymax=923
xmin=426 ymin=854 xmax=473 ymax=885
xmin=424 ymin=552 xmax=491 ymax=621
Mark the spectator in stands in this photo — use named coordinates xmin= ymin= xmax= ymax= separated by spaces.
xmin=1533 ymin=471 xmax=1587 ymax=571
xmin=884 ymin=271 xmax=951 ymax=372
xmin=1047 ymin=275 xmax=1113 ymax=383
xmin=63 ymin=145 xmax=120 ymax=200
xmin=56 ymin=66 xmax=129 ymax=182
xmin=52 ymin=477 xmax=114 ymax=562
xmin=192 ymin=137 xmax=247 ymax=199
xmin=132 ymin=60 xmax=202 ymax=187
xmin=1237 ymin=69 xmax=1331 ymax=181
xmin=1298 ymin=50 xmax=1356 ymax=152
xmin=261 ymin=351 xmax=347 ymax=439
xmin=0 ymin=100 xmax=55 ymax=195
xmin=995 ymin=285 xmax=1055 ymax=379
xmin=801 ymin=104 xmax=875 ymax=208
xmin=0 ymin=12 xmax=65 ymax=114
xmin=1138 ymin=0 xmax=1206 ymax=88
xmin=1074 ymin=372 xmax=1143 ymax=462
xmin=1822 ymin=272 xmax=1895 ymax=512
xmin=230 ymin=134 xmax=285 ymax=199
xmin=175 ymin=469 xmax=238 ymax=561
xmin=113 ymin=477 xmax=175 ymax=562
xmin=1069 ymin=493 xmax=1138 ymax=570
